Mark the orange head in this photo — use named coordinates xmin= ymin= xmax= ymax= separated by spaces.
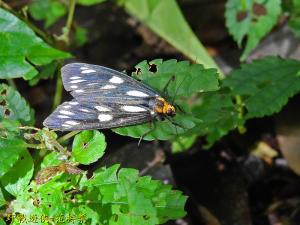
xmin=155 ymin=97 xmax=176 ymax=117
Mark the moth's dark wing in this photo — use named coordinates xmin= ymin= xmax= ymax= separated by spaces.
xmin=43 ymin=100 xmax=153 ymax=131
xmin=61 ymin=63 xmax=157 ymax=99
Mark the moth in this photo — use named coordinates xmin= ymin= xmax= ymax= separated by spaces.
xmin=43 ymin=63 xmax=177 ymax=140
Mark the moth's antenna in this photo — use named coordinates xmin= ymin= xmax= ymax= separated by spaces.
xmin=162 ymin=74 xmax=176 ymax=99
xmin=171 ymin=75 xmax=188 ymax=105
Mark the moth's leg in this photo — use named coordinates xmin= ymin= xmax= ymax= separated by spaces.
xmin=175 ymin=103 xmax=186 ymax=114
xmin=138 ymin=121 xmax=156 ymax=146
xmin=165 ymin=116 xmax=187 ymax=131
xmin=163 ymin=75 xmax=176 ymax=98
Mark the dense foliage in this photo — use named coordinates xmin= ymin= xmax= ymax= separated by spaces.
xmin=1 ymin=0 xmax=300 ymax=224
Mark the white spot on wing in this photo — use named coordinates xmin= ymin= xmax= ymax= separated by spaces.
xmin=81 ymin=69 xmax=96 ymax=74
xmin=126 ymin=90 xmax=149 ymax=97
xmin=75 ymin=89 xmax=84 ymax=93
xmin=95 ymin=106 xmax=110 ymax=112
xmin=60 ymin=110 xmax=74 ymax=115
xmin=70 ymin=76 xmax=81 ymax=80
xmin=62 ymin=124 xmax=71 ymax=127
xmin=80 ymin=67 xmax=89 ymax=70
xmin=80 ymin=108 xmax=90 ymax=112
xmin=87 ymin=83 xmax=98 ymax=86
xmin=70 ymin=80 xmax=85 ymax=83
xmin=63 ymin=105 xmax=71 ymax=109
xmin=109 ymin=76 xmax=123 ymax=84
xmin=65 ymin=120 xmax=80 ymax=125
xmin=121 ymin=105 xmax=147 ymax=112
xmin=69 ymin=102 xmax=79 ymax=105
xmin=58 ymin=115 xmax=70 ymax=118
xmin=98 ymin=114 xmax=113 ymax=122
xmin=100 ymin=85 xmax=116 ymax=90
xmin=70 ymin=85 xmax=78 ymax=89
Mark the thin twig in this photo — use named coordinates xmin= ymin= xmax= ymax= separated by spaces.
xmin=52 ymin=70 xmax=63 ymax=110
xmin=57 ymin=0 xmax=76 ymax=44
xmin=58 ymin=131 xmax=80 ymax=143
xmin=25 ymin=143 xmax=45 ymax=149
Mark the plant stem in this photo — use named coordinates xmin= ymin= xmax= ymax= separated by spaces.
xmin=7 ymin=79 xmax=16 ymax=89
xmin=52 ymin=70 xmax=63 ymax=110
xmin=235 ymin=95 xmax=246 ymax=133
xmin=58 ymin=131 xmax=80 ymax=143
xmin=57 ymin=0 xmax=76 ymax=44
xmin=25 ymin=143 xmax=45 ymax=149
xmin=66 ymin=0 xmax=76 ymax=33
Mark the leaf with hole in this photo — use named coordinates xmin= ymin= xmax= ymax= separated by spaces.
xmin=114 ymin=59 xmax=218 ymax=141
xmin=72 ymin=130 xmax=106 ymax=165
xmin=0 ymin=84 xmax=34 ymax=125
xmin=225 ymin=0 xmax=281 ymax=60
xmin=80 ymin=164 xmax=187 ymax=224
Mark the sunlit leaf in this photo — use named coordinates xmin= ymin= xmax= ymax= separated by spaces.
xmin=119 ymin=0 xmax=221 ymax=73
xmin=0 ymin=8 xmax=70 ymax=79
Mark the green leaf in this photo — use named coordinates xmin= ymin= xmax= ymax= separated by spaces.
xmin=77 ymin=0 xmax=107 ymax=6
xmin=0 ymin=138 xmax=26 ymax=177
xmin=1 ymin=148 xmax=33 ymax=197
xmin=225 ymin=0 xmax=281 ymax=60
xmin=41 ymin=152 xmax=61 ymax=168
xmin=0 ymin=118 xmax=21 ymax=138
xmin=285 ymin=0 xmax=300 ymax=37
xmin=0 ymin=84 xmax=34 ymax=125
xmin=72 ymin=130 xmax=106 ymax=165
xmin=171 ymin=135 xmax=197 ymax=153
xmin=189 ymin=91 xmax=241 ymax=147
xmin=74 ymin=26 xmax=88 ymax=47
xmin=114 ymin=59 xmax=218 ymax=141
xmin=187 ymin=57 xmax=300 ymax=147
xmin=133 ymin=59 xmax=219 ymax=96
xmin=29 ymin=0 xmax=67 ymax=28
xmin=0 ymin=218 xmax=5 ymax=225
xmin=119 ymin=0 xmax=222 ymax=74
xmin=28 ymin=62 xmax=58 ymax=86
xmin=0 ymin=8 xmax=70 ymax=79
xmin=223 ymin=57 xmax=300 ymax=118
xmin=9 ymin=164 xmax=186 ymax=224
xmin=0 ymin=188 xmax=6 ymax=207
xmin=80 ymin=164 xmax=187 ymax=224
xmin=114 ymin=114 xmax=197 ymax=141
